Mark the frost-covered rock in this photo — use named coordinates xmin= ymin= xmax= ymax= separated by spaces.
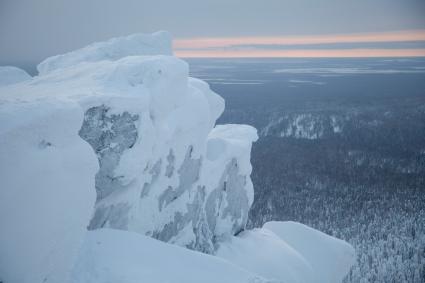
xmin=0 ymin=66 xmax=31 ymax=86
xmin=1 ymin=32 xmax=258 ymax=255
xmin=78 ymin=71 xmax=257 ymax=253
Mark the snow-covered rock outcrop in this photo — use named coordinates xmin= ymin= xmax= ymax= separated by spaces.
xmin=1 ymin=31 xmax=257 ymax=258
xmin=0 ymin=32 xmax=354 ymax=283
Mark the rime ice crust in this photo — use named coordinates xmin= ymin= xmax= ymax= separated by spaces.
xmin=74 ymin=57 xmax=258 ymax=253
xmin=0 ymin=31 xmax=258 ymax=254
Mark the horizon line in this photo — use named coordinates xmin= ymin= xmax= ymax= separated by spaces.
xmin=174 ymin=30 xmax=425 ymax=58
xmin=176 ymin=48 xmax=425 ymax=58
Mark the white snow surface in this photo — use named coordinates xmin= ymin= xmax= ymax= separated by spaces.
xmin=72 ymin=222 xmax=355 ymax=283
xmin=218 ymin=221 xmax=356 ymax=283
xmin=264 ymin=221 xmax=356 ymax=283
xmin=72 ymin=229 xmax=273 ymax=283
xmin=0 ymin=31 xmax=355 ymax=283
xmin=0 ymin=100 xmax=98 ymax=283
xmin=217 ymin=227 xmax=314 ymax=283
xmin=0 ymin=66 xmax=31 ymax=86
xmin=37 ymin=31 xmax=172 ymax=75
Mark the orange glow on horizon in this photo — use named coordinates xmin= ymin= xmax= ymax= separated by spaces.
xmin=174 ymin=30 xmax=425 ymax=58
xmin=175 ymin=48 xmax=425 ymax=58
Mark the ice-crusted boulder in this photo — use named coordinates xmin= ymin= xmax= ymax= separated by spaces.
xmin=1 ymin=31 xmax=258 ymax=255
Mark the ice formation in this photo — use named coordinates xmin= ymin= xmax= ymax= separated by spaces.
xmin=0 ymin=31 xmax=354 ymax=283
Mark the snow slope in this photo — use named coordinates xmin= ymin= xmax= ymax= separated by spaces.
xmin=72 ymin=222 xmax=355 ymax=283
xmin=72 ymin=229 xmax=274 ymax=283
xmin=217 ymin=227 xmax=314 ymax=283
xmin=264 ymin=221 xmax=356 ymax=283
xmin=218 ymin=222 xmax=356 ymax=283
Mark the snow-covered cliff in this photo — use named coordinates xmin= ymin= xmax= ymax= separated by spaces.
xmin=0 ymin=32 xmax=354 ymax=283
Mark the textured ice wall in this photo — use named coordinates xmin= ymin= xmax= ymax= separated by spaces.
xmin=78 ymin=85 xmax=258 ymax=253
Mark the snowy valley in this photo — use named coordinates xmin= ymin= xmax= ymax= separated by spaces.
xmin=190 ymin=57 xmax=425 ymax=282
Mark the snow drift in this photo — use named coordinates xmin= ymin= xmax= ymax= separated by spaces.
xmin=72 ymin=221 xmax=355 ymax=283
xmin=0 ymin=31 xmax=355 ymax=283
xmin=72 ymin=229 xmax=272 ymax=283
xmin=218 ymin=221 xmax=356 ymax=283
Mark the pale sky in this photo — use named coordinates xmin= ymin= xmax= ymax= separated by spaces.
xmin=1 ymin=0 xmax=425 ymax=71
